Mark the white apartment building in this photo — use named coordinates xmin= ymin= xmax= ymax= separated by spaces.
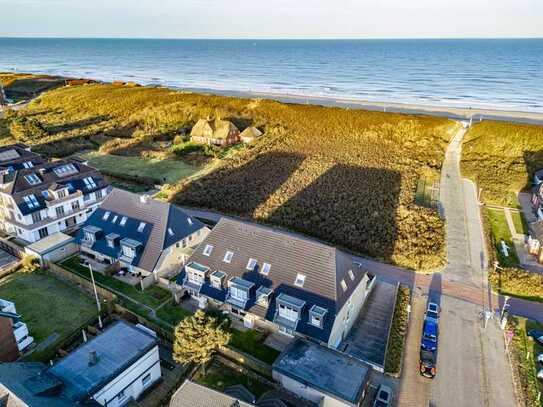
xmin=0 ymin=298 xmax=34 ymax=352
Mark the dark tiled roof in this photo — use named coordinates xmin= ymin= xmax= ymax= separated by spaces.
xmin=180 ymin=218 xmax=367 ymax=343
xmin=48 ymin=321 xmax=157 ymax=403
xmin=76 ymin=189 xmax=206 ymax=272
xmin=273 ymin=340 xmax=370 ymax=405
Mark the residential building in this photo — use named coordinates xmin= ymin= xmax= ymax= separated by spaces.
xmin=0 ymin=312 xmax=20 ymax=362
xmin=0 ymin=144 xmax=110 ymax=243
xmin=75 ymin=188 xmax=210 ymax=278
xmin=190 ymin=118 xmax=240 ymax=146
xmin=177 ymin=218 xmax=375 ymax=348
xmin=239 ymin=126 xmax=263 ymax=143
xmin=528 ymin=221 xmax=543 ymax=263
xmin=0 ymin=321 xmax=161 ymax=407
xmin=272 ymin=339 xmax=371 ymax=407
xmin=169 ymin=380 xmax=256 ymax=407
xmin=0 ymin=298 xmax=34 ymax=354
xmin=24 ymin=232 xmax=78 ymax=265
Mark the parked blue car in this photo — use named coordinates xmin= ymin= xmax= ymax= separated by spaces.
xmin=421 ymin=319 xmax=439 ymax=351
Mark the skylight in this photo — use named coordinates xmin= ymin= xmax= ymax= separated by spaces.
xmin=261 ymin=262 xmax=271 ymax=275
xmin=102 ymin=211 xmax=111 ymax=221
xmin=203 ymin=244 xmax=213 ymax=256
xmin=223 ymin=251 xmax=234 ymax=263
xmin=22 ymin=161 xmax=33 ymax=169
xmin=119 ymin=216 xmax=127 ymax=226
xmin=294 ymin=274 xmax=306 ymax=287
xmin=138 ymin=222 xmax=146 ymax=232
xmin=0 ymin=149 xmax=20 ymax=161
xmin=66 ymin=182 xmax=74 ymax=192
xmin=167 ymin=228 xmax=174 ymax=236
xmin=187 ymin=218 xmax=193 ymax=226
xmin=348 ymin=269 xmax=355 ymax=281
xmin=83 ymin=177 xmax=97 ymax=190
xmin=24 ymin=173 xmax=41 ymax=186
xmin=23 ymin=194 xmax=39 ymax=209
xmin=340 ymin=279 xmax=348 ymax=292
xmin=53 ymin=163 xmax=78 ymax=177
xmin=246 ymin=258 xmax=257 ymax=271
xmin=112 ymin=215 xmax=118 ymax=223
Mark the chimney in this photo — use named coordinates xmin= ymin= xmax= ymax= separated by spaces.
xmin=140 ymin=194 xmax=150 ymax=204
xmin=88 ymin=350 xmax=99 ymax=366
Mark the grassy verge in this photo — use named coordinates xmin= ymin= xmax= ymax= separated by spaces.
xmin=80 ymin=151 xmax=200 ymax=185
xmin=511 ymin=210 xmax=529 ymax=235
xmin=384 ymin=285 xmax=411 ymax=374
xmin=194 ymin=360 xmax=271 ymax=398
xmin=486 ymin=208 xmax=520 ymax=267
xmin=0 ymin=271 xmax=96 ymax=360
xmin=508 ymin=317 xmax=543 ymax=406
xmin=489 ymin=268 xmax=543 ymax=303
xmin=229 ymin=329 xmax=280 ymax=365
xmin=58 ymin=256 xmax=170 ymax=308
xmin=156 ymin=301 xmax=192 ymax=326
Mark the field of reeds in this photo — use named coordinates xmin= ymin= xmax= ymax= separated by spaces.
xmin=462 ymin=121 xmax=543 ymax=206
xmin=2 ymin=79 xmax=457 ymax=270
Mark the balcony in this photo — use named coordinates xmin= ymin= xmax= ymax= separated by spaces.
xmin=0 ymin=298 xmax=16 ymax=314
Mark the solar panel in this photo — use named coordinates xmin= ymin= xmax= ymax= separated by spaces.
xmin=0 ymin=149 xmax=20 ymax=161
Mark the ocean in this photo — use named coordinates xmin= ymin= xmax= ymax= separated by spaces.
xmin=0 ymin=38 xmax=542 ymax=112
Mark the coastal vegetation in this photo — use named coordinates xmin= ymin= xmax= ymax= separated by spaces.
xmin=3 ymin=79 xmax=457 ymax=270
xmin=462 ymin=121 xmax=543 ymax=206
xmin=0 ymin=72 xmax=67 ymax=101
xmin=385 ymin=285 xmax=411 ymax=375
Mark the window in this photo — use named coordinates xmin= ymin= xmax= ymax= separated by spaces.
xmin=66 ymin=182 xmax=74 ymax=192
xmin=203 ymin=244 xmax=213 ymax=256
xmin=53 ymin=164 xmax=77 ymax=177
xmin=83 ymin=194 xmax=91 ymax=202
xmin=246 ymin=258 xmax=257 ymax=271
xmin=117 ymin=390 xmax=126 ymax=401
xmin=72 ymin=201 xmax=80 ymax=211
xmin=223 ymin=251 xmax=234 ymax=263
xmin=107 ymin=238 xmax=115 ymax=248
xmin=38 ymin=227 xmax=48 ymax=239
xmin=167 ymin=228 xmax=174 ymax=236
xmin=340 ymin=279 xmax=347 ymax=292
xmin=22 ymin=161 xmax=33 ymax=169
xmin=102 ymin=211 xmax=110 ymax=221
xmin=182 ymin=239 xmax=187 ymax=248
xmin=41 ymin=190 xmax=50 ymax=199
xmin=57 ymin=190 xmax=66 ymax=198
xmin=310 ymin=314 xmax=321 ymax=327
xmin=84 ymin=231 xmax=94 ymax=242
xmin=83 ymin=177 xmax=97 ymax=190
xmin=122 ymin=245 xmax=135 ymax=258
xmin=261 ymin=262 xmax=271 ymax=275
xmin=230 ymin=285 xmax=248 ymax=302
xmin=142 ymin=373 xmax=152 ymax=387
xmin=31 ymin=212 xmax=42 ymax=223
xmin=138 ymin=222 xmax=146 ymax=232
xmin=24 ymin=173 xmax=41 ymax=185
xmin=23 ymin=194 xmax=39 ymax=209
xmin=348 ymin=269 xmax=355 ymax=281
xmin=95 ymin=189 xmax=103 ymax=199
xmin=119 ymin=216 xmax=127 ymax=226
xmin=55 ymin=206 xmax=65 ymax=217
xmin=187 ymin=218 xmax=193 ymax=226
xmin=294 ymin=274 xmax=306 ymax=287
xmin=112 ymin=215 xmax=118 ymax=223
xmin=187 ymin=270 xmax=204 ymax=285
xmin=278 ymin=304 xmax=298 ymax=321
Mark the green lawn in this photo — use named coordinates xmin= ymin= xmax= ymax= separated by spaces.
xmin=509 ymin=317 xmax=543 ymax=406
xmin=486 ymin=208 xmax=520 ymax=267
xmin=58 ymin=256 xmax=170 ymax=308
xmin=81 ymin=151 xmax=200 ymax=185
xmin=194 ymin=361 xmax=271 ymax=398
xmin=511 ymin=210 xmax=529 ymax=235
xmin=229 ymin=329 xmax=280 ymax=365
xmin=156 ymin=301 xmax=191 ymax=326
xmin=0 ymin=271 xmax=96 ymax=358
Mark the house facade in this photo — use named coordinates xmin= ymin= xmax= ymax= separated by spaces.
xmin=75 ymin=188 xmax=210 ymax=279
xmin=0 ymin=298 xmax=34 ymax=354
xmin=176 ymin=218 xmax=375 ymax=348
xmin=190 ymin=118 xmax=240 ymax=146
xmin=527 ymin=170 xmax=543 ymax=263
xmin=239 ymin=126 xmax=263 ymax=143
xmin=0 ymin=144 xmax=110 ymax=243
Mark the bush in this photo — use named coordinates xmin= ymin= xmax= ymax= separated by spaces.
xmin=20 ymin=254 xmax=40 ymax=273
xmin=385 ymin=285 xmax=411 ymax=374
xmin=9 ymin=117 xmax=48 ymax=142
xmin=489 ymin=267 xmax=543 ymax=301
xmin=171 ymin=141 xmax=205 ymax=156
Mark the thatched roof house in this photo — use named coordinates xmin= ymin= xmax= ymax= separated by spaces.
xmin=239 ymin=127 xmax=263 ymax=143
xmin=190 ymin=118 xmax=240 ymax=146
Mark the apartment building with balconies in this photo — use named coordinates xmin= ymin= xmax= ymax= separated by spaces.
xmin=0 ymin=298 xmax=34 ymax=355
xmin=0 ymin=144 xmax=109 ymax=243
xmin=177 ymin=218 xmax=376 ymax=349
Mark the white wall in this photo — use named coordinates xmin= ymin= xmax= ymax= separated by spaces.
xmin=25 ymin=241 xmax=78 ymax=265
xmin=92 ymin=345 xmax=161 ymax=407
xmin=328 ymin=274 xmax=375 ymax=349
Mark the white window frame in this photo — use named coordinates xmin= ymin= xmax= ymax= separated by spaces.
xmin=138 ymin=222 xmax=146 ymax=232
xmin=230 ymin=285 xmax=248 ymax=302
xmin=261 ymin=262 xmax=271 ymax=275
xmin=24 ymin=173 xmax=41 ymax=185
xmin=119 ymin=216 xmax=127 ymax=226
xmin=348 ymin=269 xmax=355 ymax=281
xmin=310 ymin=314 xmax=322 ymax=327
xmin=203 ymin=244 xmax=213 ymax=256
xmin=294 ymin=274 xmax=306 ymax=287
xmin=278 ymin=303 xmax=298 ymax=321
xmin=340 ymin=279 xmax=348 ymax=292
xmin=223 ymin=251 xmax=234 ymax=263
xmin=246 ymin=258 xmax=257 ymax=271
xmin=122 ymin=245 xmax=135 ymax=258
xmin=102 ymin=211 xmax=110 ymax=221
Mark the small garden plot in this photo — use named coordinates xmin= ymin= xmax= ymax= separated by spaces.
xmin=229 ymin=329 xmax=281 ymax=364
xmin=486 ymin=208 xmax=520 ymax=267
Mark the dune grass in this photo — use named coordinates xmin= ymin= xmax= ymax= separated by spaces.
xmin=462 ymin=121 xmax=543 ymax=206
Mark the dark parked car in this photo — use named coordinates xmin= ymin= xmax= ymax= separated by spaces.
xmin=421 ymin=319 xmax=439 ymax=351
xmin=420 ymin=349 xmax=437 ymax=378
xmin=528 ymin=329 xmax=543 ymax=346
xmin=373 ymin=385 xmax=393 ymax=407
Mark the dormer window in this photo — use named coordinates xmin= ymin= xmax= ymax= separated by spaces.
xmin=294 ymin=274 xmax=306 ymax=288
xmin=82 ymin=226 xmax=101 ymax=246
xmin=203 ymin=244 xmax=213 ymax=256
xmin=122 ymin=245 xmax=135 ymax=258
xmin=309 ymin=305 xmax=328 ymax=329
xmin=24 ymin=173 xmax=41 ymax=186
xmin=106 ymin=233 xmax=120 ymax=248
xmin=256 ymin=286 xmax=273 ymax=307
xmin=119 ymin=238 xmax=141 ymax=262
xmin=210 ymin=271 xmax=226 ymax=289
xmin=223 ymin=251 xmax=234 ymax=263
xmin=260 ymin=262 xmax=271 ymax=276
xmin=53 ymin=163 xmax=78 ymax=177
xmin=137 ymin=222 xmax=146 ymax=232
xmin=57 ymin=189 xmax=66 ymax=199
xmin=348 ymin=270 xmax=355 ymax=281
xmin=246 ymin=258 xmax=257 ymax=271
xmin=22 ymin=161 xmax=33 ymax=169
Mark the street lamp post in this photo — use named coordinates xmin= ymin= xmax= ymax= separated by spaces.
xmin=500 ymin=295 xmax=511 ymax=330
xmin=88 ymin=262 xmax=103 ymax=329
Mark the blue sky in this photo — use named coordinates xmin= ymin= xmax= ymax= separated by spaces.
xmin=2 ymin=0 xmax=542 ymax=39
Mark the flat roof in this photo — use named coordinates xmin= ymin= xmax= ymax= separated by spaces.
xmin=273 ymin=340 xmax=370 ymax=404
xmin=26 ymin=232 xmax=73 ymax=255
xmin=49 ymin=321 xmax=157 ymax=402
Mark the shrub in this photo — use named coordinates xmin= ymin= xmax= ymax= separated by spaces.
xmin=9 ymin=117 xmax=48 ymax=142
xmin=171 ymin=141 xmax=205 ymax=156
xmin=20 ymin=254 xmax=40 ymax=273
xmin=385 ymin=285 xmax=411 ymax=374
xmin=488 ymin=267 xmax=543 ymax=301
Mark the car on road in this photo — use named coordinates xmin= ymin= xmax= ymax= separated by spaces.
xmin=373 ymin=384 xmax=393 ymax=407
xmin=420 ymin=349 xmax=437 ymax=378
xmin=537 ymin=354 xmax=543 ymax=364
xmin=528 ymin=329 xmax=543 ymax=346
xmin=421 ymin=319 xmax=439 ymax=351
xmin=425 ymin=302 xmax=440 ymax=321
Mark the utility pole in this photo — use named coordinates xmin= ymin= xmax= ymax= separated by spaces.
xmin=88 ymin=263 xmax=103 ymax=329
